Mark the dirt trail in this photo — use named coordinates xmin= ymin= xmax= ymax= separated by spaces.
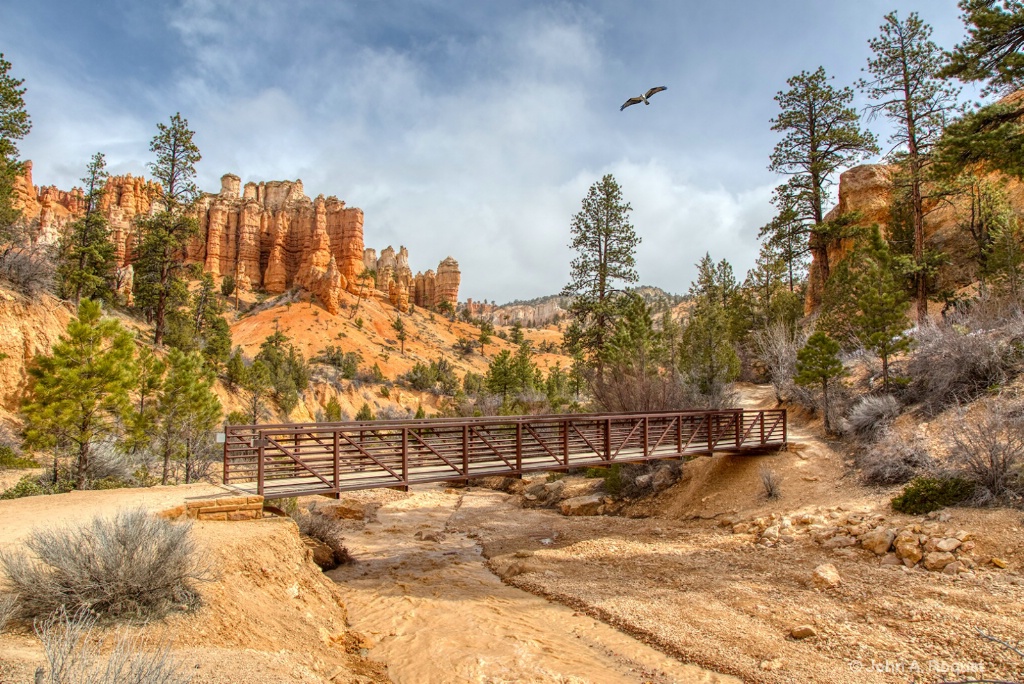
xmin=329 ymin=488 xmax=737 ymax=684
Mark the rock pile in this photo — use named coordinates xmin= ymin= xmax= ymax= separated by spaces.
xmin=724 ymin=507 xmax=992 ymax=575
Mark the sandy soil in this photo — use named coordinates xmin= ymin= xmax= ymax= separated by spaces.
xmin=328 ymin=488 xmax=734 ymax=684
xmin=0 ymin=486 xmax=388 ymax=684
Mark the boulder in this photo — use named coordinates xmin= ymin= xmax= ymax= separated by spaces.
xmin=790 ymin=625 xmax=817 ymax=639
xmin=894 ymin=530 xmax=923 ymax=565
xmin=559 ymin=494 xmax=604 ymax=516
xmin=935 ymin=537 xmax=962 ymax=553
xmin=651 ymin=465 xmax=678 ymax=492
xmin=811 ymin=563 xmax=842 ymax=589
xmin=923 ymin=551 xmax=956 ymax=571
xmin=860 ymin=527 xmax=896 ymax=555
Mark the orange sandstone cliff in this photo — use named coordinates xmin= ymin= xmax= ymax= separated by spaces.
xmin=12 ymin=168 xmax=461 ymax=314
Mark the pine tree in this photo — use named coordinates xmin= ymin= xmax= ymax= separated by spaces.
xmin=859 ymin=11 xmax=961 ymax=324
xmin=794 ymin=331 xmax=847 ymax=433
xmin=155 ymin=349 xmax=222 ymax=484
xmin=943 ymin=0 xmax=1024 ymax=95
xmin=125 ymin=346 xmax=166 ymax=454
xmin=757 ymin=203 xmax=810 ymax=293
xmin=768 ymin=67 xmax=878 ymax=304
xmin=679 ymin=255 xmax=741 ymax=404
xmin=240 ymin=360 xmax=272 ymax=424
xmin=849 ymin=228 xmax=913 ymax=391
xmin=22 ymin=300 xmax=137 ymax=486
xmin=355 ymin=403 xmax=375 ymax=421
xmin=477 ymin=322 xmax=492 ymax=355
xmin=56 ymin=153 xmax=117 ymax=306
xmin=561 ymin=174 xmax=640 ymax=367
xmin=485 ymin=349 xmax=516 ymax=401
xmin=134 ymin=113 xmax=202 ymax=346
xmin=392 ymin=315 xmax=407 ymax=354
xmin=0 ymin=53 xmax=31 ymax=233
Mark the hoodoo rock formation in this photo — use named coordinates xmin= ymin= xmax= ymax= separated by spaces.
xmin=11 ymin=166 xmax=462 ymax=315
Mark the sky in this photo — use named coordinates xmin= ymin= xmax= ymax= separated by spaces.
xmin=1 ymin=1 xmax=982 ymax=303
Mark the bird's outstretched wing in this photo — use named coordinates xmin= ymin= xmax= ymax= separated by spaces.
xmin=644 ymin=86 xmax=667 ymax=99
xmin=620 ymin=97 xmax=643 ymax=111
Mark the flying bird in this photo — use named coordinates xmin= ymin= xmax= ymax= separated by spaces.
xmin=620 ymin=86 xmax=667 ymax=111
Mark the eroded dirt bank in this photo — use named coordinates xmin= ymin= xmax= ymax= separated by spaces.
xmin=329 ymin=487 xmax=735 ymax=684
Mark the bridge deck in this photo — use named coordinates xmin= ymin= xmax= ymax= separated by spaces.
xmin=223 ymin=409 xmax=786 ymax=499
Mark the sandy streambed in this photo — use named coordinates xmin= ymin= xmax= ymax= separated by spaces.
xmin=329 ymin=487 xmax=735 ymax=684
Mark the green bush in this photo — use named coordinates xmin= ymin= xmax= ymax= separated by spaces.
xmin=891 ymin=476 xmax=976 ymax=514
xmin=0 ymin=446 xmax=37 ymax=469
xmin=0 ymin=475 xmax=47 ymax=500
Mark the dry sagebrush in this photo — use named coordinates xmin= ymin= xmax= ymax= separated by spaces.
xmin=34 ymin=607 xmax=191 ymax=684
xmin=0 ymin=509 xmax=209 ymax=622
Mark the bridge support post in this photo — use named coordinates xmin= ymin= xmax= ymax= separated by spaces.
xmin=562 ymin=420 xmax=569 ymax=467
xmin=333 ymin=431 xmax=340 ymax=492
xmin=604 ymin=418 xmax=611 ymax=463
xmin=462 ymin=425 xmax=469 ymax=478
xmin=402 ymin=428 xmax=408 ymax=488
xmin=515 ymin=423 xmax=522 ymax=473
xmin=642 ymin=417 xmax=649 ymax=458
xmin=257 ymin=435 xmax=264 ymax=496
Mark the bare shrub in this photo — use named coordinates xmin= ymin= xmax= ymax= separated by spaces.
xmin=948 ymin=397 xmax=1024 ymax=501
xmin=591 ymin=371 xmax=693 ymax=413
xmin=0 ymin=592 xmax=16 ymax=632
xmin=295 ymin=509 xmax=352 ymax=568
xmin=0 ymin=509 xmax=208 ymax=621
xmin=859 ymin=430 xmax=933 ymax=486
xmin=908 ymin=323 xmax=1017 ymax=412
xmin=846 ymin=394 xmax=901 ymax=438
xmin=759 ymin=464 xmax=782 ymax=500
xmin=752 ymin=321 xmax=807 ymax=403
xmin=35 ymin=607 xmax=191 ymax=684
xmin=0 ymin=221 xmax=55 ymax=296
xmin=376 ymin=405 xmax=413 ymax=421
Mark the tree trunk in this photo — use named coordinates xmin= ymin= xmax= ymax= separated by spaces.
xmin=76 ymin=441 xmax=90 ymax=488
xmin=821 ymin=379 xmax=831 ymax=433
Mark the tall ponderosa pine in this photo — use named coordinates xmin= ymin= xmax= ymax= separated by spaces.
xmin=757 ymin=202 xmax=811 ymax=293
xmin=794 ymin=331 xmax=847 ymax=433
xmin=134 ymin=113 xmax=201 ymax=346
xmin=943 ymin=0 xmax=1024 ymax=95
xmin=858 ymin=11 xmax=960 ymax=324
xmin=164 ymin=272 xmax=232 ymax=369
xmin=56 ymin=153 xmax=117 ymax=305
xmin=562 ymin=174 xmax=640 ymax=366
xmin=768 ymin=67 xmax=878 ymax=303
xmin=0 ymin=53 xmax=30 ymax=233
xmin=21 ymin=300 xmax=137 ymax=486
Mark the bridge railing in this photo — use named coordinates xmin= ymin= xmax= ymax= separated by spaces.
xmin=223 ymin=408 xmax=786 ymax=498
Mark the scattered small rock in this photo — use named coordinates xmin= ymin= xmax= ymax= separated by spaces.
xmin=812 ymin=563 xmax=842 ymax=589
xmin=991 ymin=557 xmax=1008 ymax=569
xmin=414 ymin=530 xmax=445 ymax=542
xmin=790 ymin=624 xmax=817 ymax=639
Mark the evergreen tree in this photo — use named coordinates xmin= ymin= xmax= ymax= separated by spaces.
xmin=509 ymin=321 xmax=525 ymax=345
xmin=240 ymin=360 xmax=272 ymax=424
xmin=768 ymin=67 xmax=878 ymax=304
xmin=849 ymin=228 xmax=912 ymax=390
xmin=154 ymin=349 xmax=222 ymax=484
xmin=392 ymin=315 xmax=407 ymax=354
xmin=859 ymin=11 xmax=961 ymax=324
xmin=943 ymin=0 xmax=1024 ymax=95
xmin=987 ymin=213 xmax=1024 ymax=304
xmin=757 ymin=203 xmax=810 ymax=293
xmin=22 ymin=300 xmax=137 ymax=487
xmin=510 ymin=342 xmax=538 ymax=395
xmin=324 ymin=396 xmax=343 ymax=422
xmin=56 ymin=153 xmax=116 ymax=306
xmin=0 ymin=53 xmax=31 ymax=233
xmin=134 ymin=113 xmax=202 ymax=346
xmin=225 ymin=346 xmax=246 ymax=390
xmin=679 ymin=255 xmax=741 ymax=404
xmin=561 ymin=174 xmax=640 ymax=367
xmin=794 ymin=331 xmax=847 ymax=433
xmin=125 ymin=346 xmax=166 ymax=454
xmin=164 ymin=272 xmax=232 ymax=369
xmin=477 ymin=322 xmax=492 ymax=355
xmin=355 ymin=403 xmax=375 ymax=421
xmin=485 ymin=349 xmax=516 ymax=401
